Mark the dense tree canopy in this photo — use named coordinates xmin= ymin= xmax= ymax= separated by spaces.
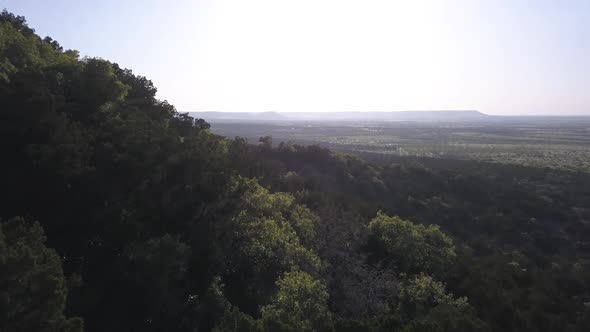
xmin=0 ymin=217 xmax=83 ymax=332
xmin=260 ymin=270 xmax=333 ymax=331
xmin=367 ymin=212 xmax=456 ymax=277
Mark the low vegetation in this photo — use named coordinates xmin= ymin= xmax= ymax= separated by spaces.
xmin=207 ymin=121 xmax=590 ymax=173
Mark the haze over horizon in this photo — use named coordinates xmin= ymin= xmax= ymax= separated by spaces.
xmin=4 ymin=0 xmax=590 ymax=115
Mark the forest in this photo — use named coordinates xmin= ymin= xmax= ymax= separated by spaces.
xmin=1 ymin=10 xmax=590 ymax=332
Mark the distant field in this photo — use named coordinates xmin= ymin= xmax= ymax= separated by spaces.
xmin=206 ymin=118 xmax=590 ymax=173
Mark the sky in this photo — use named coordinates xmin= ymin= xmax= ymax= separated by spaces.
xmin=2 ymin=0 xmax=590 ymax=115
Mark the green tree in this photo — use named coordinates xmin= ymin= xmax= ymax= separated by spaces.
xmin=261 ymin=270 xmax=333 ymax=332
xmin=397 ymin=273 xmax=468 ymax=320
xmin=259 ymin=136 xmax=273 ymax=149
xmin=119 ymin=234 xmax=191 ymax=330
xmin=367 ymin=212 xmax=456 ymax=276
xmin=213 ymin=178 xmax=320 ymax=313
xmin=0 ymin=217 xmax=83 ymax=332
xmin=402 ymin=303 xmax=489 ymax=332
xmin=213 ymin=306 xmax=261 ymax=332
xmin=397 ymin=273 xmax=488 ymax=332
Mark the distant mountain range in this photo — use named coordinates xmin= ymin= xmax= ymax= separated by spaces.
xmin=190 ymin=111 xmax=288 ymax=121
xmin=190 ymin=110 xmax=487 ymax=122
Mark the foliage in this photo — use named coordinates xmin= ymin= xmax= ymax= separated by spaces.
xmin=368 ymin=212 xmax=456 ymax=277
xmin=0 ymin=217 xmax=83 ymax=332
xmin=397 ymin=273 xmax=488 ymax=331
xmin=212 ymin=177 xmax=320 ymax=313
xmin=260 ymin=270 xmax=333 ymax=332
xmin=397 ymin=273 xmax=467 ymax=319
xmin=212 ymin=306 xmax=261 ymax=332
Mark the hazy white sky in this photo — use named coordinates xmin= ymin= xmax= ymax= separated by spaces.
xmin=4 ymin=0 xmax=590 ymax=115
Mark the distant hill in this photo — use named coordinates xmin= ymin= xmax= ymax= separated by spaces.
xmin=190 ymin=110 xmax=487 ymax=122
xmin=282 ymin=111 xmax=486 ymax=121
xmin=189 ymin=111 xmax=287 ymax=121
